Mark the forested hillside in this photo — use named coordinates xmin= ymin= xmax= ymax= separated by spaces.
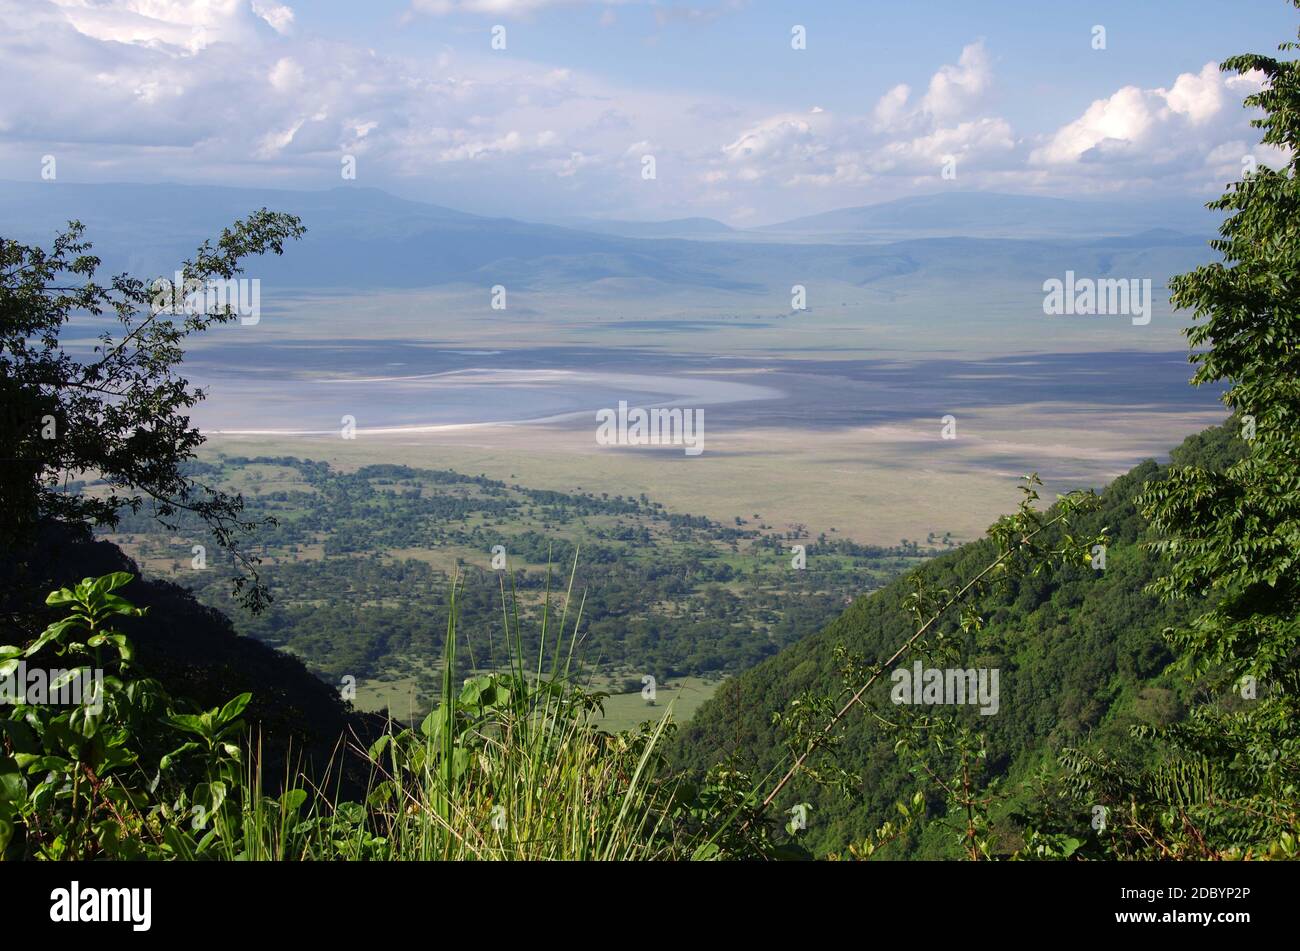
xmin=673 ymin=422 xmax=1243 ymax=856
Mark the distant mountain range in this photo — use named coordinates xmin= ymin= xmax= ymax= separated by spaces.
xmin=762 ymin=191 xmax=1220 ymax=239
xmin=0 ymin=181 xmax=1219 ymax=295
xmin=542 ymin=216 xmax=735 ymax=238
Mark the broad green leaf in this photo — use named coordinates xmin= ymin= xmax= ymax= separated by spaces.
xmin=217 ymin=692 xmax=252 ymax=724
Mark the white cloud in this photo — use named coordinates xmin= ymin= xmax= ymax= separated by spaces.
xmin=1164 ymin=62 xmax=1227 ymax=124
xmin=872 ymin=83 xmax=912 ymax=132
xmin=1034 ymin=62 xmax=1268 ymax=164
xmin=0 ymin=5 xmax=1280 ymax=222
xmin=268 ymin=56 xmax=303 ymax=91
xmin=920 ymin=41 xmax=992 ymax=122
xmin=869 ymin=42 xmax=992 ymax=133
xmin=879 ymin=118 xmax=1016 ymax=169
xmin=251 ymin=0 xmax=293 ymax=33
xmin=1031 ymin=61 xmax=1273 ymax=181
xmin=722 ymin=115 xmax=820 ymax=165
xmin=716 ymin=43 xmax=1013 ymax=193
xmin=255 ymin=118 xmax=304 ymax=158
xmin=49 ymin=0 xmax=291 ymax=52
xmin=409 ymin=0 xmax=620 ymax=15
xmin=551 ymin=149 xmax=596 ymax=176
xmin=433 ymin=128 xmax=524 ymax=161
xmin=1032 ymin=85 xmax=1155 ymax=166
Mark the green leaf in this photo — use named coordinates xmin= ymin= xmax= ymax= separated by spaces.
xmin=450 ymin=747 xmax=470 ymax=780
xmin=94 ymin=572 xmax=135 ymax=595
xmin=367 ymin=734 xmax=391 ymax=762
xmin=44 ymin=587 xmax=77 ymax=607
xmin=167 ymin=713 xmax=206 ymax=736
xmin=0 ymin=760 xmax=25 ymax=804
xmin=49 ymin=667 xmax=89 ymax=692
xmin=691 ymin=841 xmax=721 ymax=861
xmin=159 ymin=741 xmax=200 ymax=770
xmin=105 ymin=633 xmax=133 ymax=662
xmin=217 ymin=692 xmax=252 ymax=725
xmin=24 ymin=619 xmax=81 ymax=657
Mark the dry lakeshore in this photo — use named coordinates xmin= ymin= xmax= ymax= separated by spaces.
xmin=206 ymin=400 xmax=1226 ymax=546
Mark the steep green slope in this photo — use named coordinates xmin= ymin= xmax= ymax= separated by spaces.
xmin=673 ymin=421 xmax=1243 ymax=856
xmin=0 ymin=523 xmax=384 ymax=797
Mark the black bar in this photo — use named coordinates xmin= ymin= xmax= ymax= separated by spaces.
xmin=4 ymin=860 xmax=1283 ymax=938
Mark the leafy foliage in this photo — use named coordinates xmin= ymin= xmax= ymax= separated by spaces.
xmin=674 ymin=442 xmax=1217 ymax=857
xmin=0 ymin=573 xmax=251 ymax=859
xmin=1030 ymin=13 xmax=1300 ymax=859
xmin=0 ymin=214 xmax=304 ymax=610
xmin=0 ymin=572 xmax=776 ymax=860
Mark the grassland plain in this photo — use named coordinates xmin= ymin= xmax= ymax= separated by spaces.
xmin=204 ymin=400 xmax=1226 ymax=546
xmin=100 ymin=455 xmax=935 ymax=724
xmin=347 ymin=666 xmax=719 ymax=729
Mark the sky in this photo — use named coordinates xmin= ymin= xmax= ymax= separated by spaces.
xmin=0 ymin=0 xmax=1295 ymax=224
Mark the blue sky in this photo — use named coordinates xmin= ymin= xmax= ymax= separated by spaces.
xmin=1 ymin=0 xmax=1295 ymax=224
xmin=339 ymin=1 xmax=1295 ymax=125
